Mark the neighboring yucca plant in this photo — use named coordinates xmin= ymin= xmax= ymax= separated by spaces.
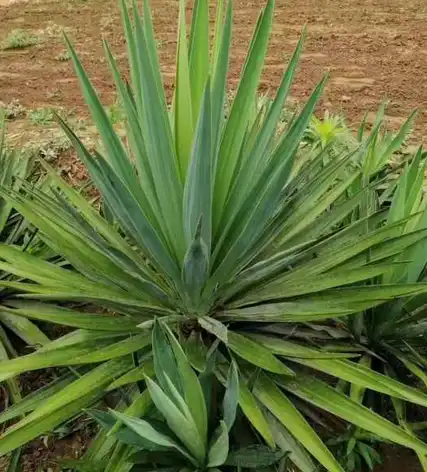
xmin=346 ymin=150 xmax=427 ymax=470
xmin=3 ymin=1 xmax=427 ymax=471
xmin=0 ymin=115 xmax=51 ymax=362
xmin=0 ymin=114 xmax=52 ymax=472
xmin=272 ymin=146 xmax=427 ymax=470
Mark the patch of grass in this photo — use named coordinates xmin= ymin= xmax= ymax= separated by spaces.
xmin=0 ymin=29 xmax=40 ymax=50
xmin=28 ymin=108 xmax=55 ymax=126
xmin=56 ymin=51 xmax=70 ymax=62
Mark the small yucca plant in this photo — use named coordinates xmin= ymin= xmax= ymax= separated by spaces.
xmin=2 ymin=1 xmax=427 ymax=471
xmin=65 ymin=322 xmax=288 ymax=471
xmin=306 ymin=111 xmax=348 ymax=149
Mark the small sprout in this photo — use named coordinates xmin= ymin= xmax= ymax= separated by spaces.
xmin=56 ymin=51 xmax=70 ymax=62
xmin=0 ymin=29 xmax=40 ymax=50
xmin=307 ymin=111 xmax=348 ymax=148
xmin=107 ymin=101 xmax=124 ymax=125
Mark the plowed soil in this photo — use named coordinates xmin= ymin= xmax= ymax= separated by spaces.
xmin=1 ymin=0 xmax=427 ymax=470
xmin=1 ymin=0 xmax=427 ymax=140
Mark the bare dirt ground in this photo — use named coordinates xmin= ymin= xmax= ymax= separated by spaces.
xmin=2 ymin=0 xmax=427 ymax=140
xmin=1 ymin=0 xmax=427 ymax=470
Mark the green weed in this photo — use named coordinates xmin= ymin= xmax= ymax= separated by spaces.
xmin=1 ymin=29 xmax=40 ymax=50
xmin=55 ymin=51 xmax=71 ymax=62
xmin=28 ymin=108 xmax=55 ymax=126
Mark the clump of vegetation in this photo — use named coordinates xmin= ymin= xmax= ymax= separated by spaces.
xmin=106 ymin=100 xmax=124 ymax=125
xmin=306 ymin=110 xmax=348 ymax=148
xmin=56 ymin=50 xmax=70 ymax=61
xmin=27 ymin=107 xmax=55 ymax=125
xmin=1 ymin=0 xmax=427 ymax=471
xmin=0 ymin=29 xmax=40 ymax=50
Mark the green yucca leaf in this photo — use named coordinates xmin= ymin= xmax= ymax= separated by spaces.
xmin=127 ymin=0 xmax=185 ymax=261
xmin=0 ymin=358 xmax=130 ymax=455
xmin=175 ymin=0 xmax=194 ymax=179
xmin=290 ymin=356 xmax=427 ymax=407
xmin=217 ymin=29 xmax=305 ymax=236
xmin=244 ymin=334 xmax=356 ymax=359
xmin=280 ymin=164 xmax=359 ymax=242
xmin=152 ymin=320 xmax=183 ymax=398
xmin=223 ymin=360 xmax=239 ymax=431
xmin=254 ymin=373 xmax=344 ymax=472
xmin=349 ymin=355 xmax=371 ymax=404
xmin=200 ymin=316 xmax=294 ymax=375
xmin=0 ymin=310 xmax=49 ymax=347
xmin=183 ymin=83 xmax=213 ymax=252
xmin=189 ymin=0 xmax=209 ymax=120
xmin=212 ymin=0 xmax=225 ymax=73
xmin=395 ymin=353 xmax=427 ymax=389
xmin=1 ymin=301 xmax=141 ymax=332
xmin=0 ymin=393 xmax=101 ymax=457
xmin=234 ymin=263 xmax=396 ymax=306
xmin=103 ymin=40 xmax=158 ymax=217
xmin=182 ymin=219 xmax=210 ymax=308
xmin=145 ymin=376 xmax=206 ymax=464
xmin=207 ymin=420 xmax=229 ymax=467
xmin=238 ymin=381 xmax=275 ymax=449
xmin=213 ymin=0 xmax=274 ymax=224
xmin=210 ymin=76 xmax=327 ymax=288
xmin=278 ymin=375 xmax=427 ymax=455
xmin=38 ymin=162 xmax=164 ymax=286
xmin=63 ymin=34 xmax=140 ymax=198
xmin=58 ymin=118 xmax=180 ymax=282
xmin=0 ymin=373 xmax=75 ymax=425
xmin=211 ymin=0 xmax=232 ymax=153
xmin=89 ymin=409 xmax=154 ymax=449
xmin=162 ymin=323 xmax=208 ymax=445
xmin=109 ymin=410 xmax=198 ymax=466
xmin=266 ymin=412 xmax=316 ymax=472
xmin=224 ymin=445 xmax=287 ymax=468
xmin=110 ymin=389 xmax=153 ymax=437
xmin=107 ymin=360 xmax=154 ymax=391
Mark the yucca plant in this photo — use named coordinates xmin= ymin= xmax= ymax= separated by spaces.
xmin=340 ymin=149 xmax=427 ymax=469
xmin=65 ymin=321 xmax=288 ymax=472
xmin=0 ymin=114 xmax=53 ymax=471
xmin=3 ymin=1 xmax=427 ymax=471
xmin=268 ymin=145 xmax=427 ymax=469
